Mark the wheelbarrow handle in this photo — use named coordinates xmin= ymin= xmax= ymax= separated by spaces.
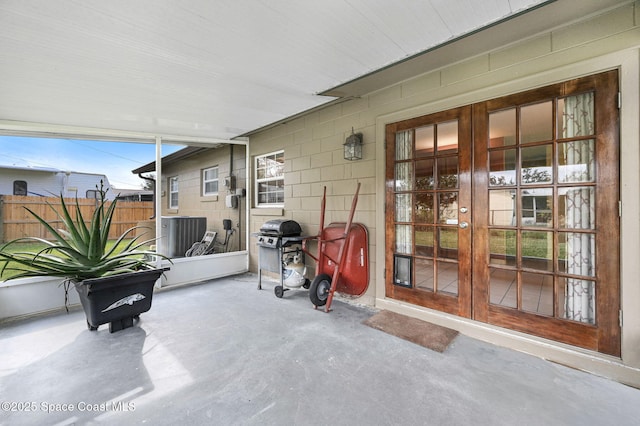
xmin=301 ymin=235 xmax=320 ymax=263
xmin=325 ymin=182 xmax=361 ymax=312
xmin=319 ymin=186 xmax=327 ymax=236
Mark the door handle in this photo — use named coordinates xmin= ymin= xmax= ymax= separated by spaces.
xmin=459 ymin=221 xmax=469 ymax=229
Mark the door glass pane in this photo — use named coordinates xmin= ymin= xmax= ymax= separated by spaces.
xmin=490 ymin=268 xmax=517 ymax=307
xmin=415 ymin=125 xmax=434 ymax=158
xmin=522 ymin=231 xmax=553 ymax=271
xmin=437 ymin=157 xmax=458 ymax=188
xmin=489 ymin=190 xmax=516 ymax=226
xmin=558 ymin=93 xmax=594 ymax=138
xmin=396 ymin=131 xmax=412 ymax=160
xmin=558 ymin=140 xmax=595 ymax=183
xmin=559 ymin=277 xmax=595 ymax=324
xmin=415 ymin=258 xmax=434 ymax=291
xmin=559 ymin=187 xmax=595 ymax=229
xmin=437 ymin=261 xmax=458 ymax=295
xmin=489 ymin=149 xmax=516 ymax=186
xmin=415 ymin=159 xmax=434 ymax=190
xmin=415 ymin=193 xmax=434 ymax=223
xmin=521 ymin=101 xmax=552 ymax=143
xmin=438 ymin=192 xmax=458 ymax=224
xmin=437 ymin=120 xmax=458 ymax=154
xmin=521 ymin=145 xmax=552 ymax=184
xmin=395 ymin=225 xmax=412 ymax=254
xmin=415 ymin=226 xmax=434 ymax=257
xmin=395 ymin=194 xmax=411 ymax=222
xmin=489 ymin=108 xmax=516 ymax=147
xmin=395 ymin=162 xmax=413 ymax=191
xmin=489 ymin=229 xmax=516 ymax=266
xmin=558 ymin=232 xmax=595 ymax=277
xmin=520 ymin=188 xmax=553 ymax=228
xmin=522 ymin=272 xmax=553 ymax=316
xmin=438 ymin=228 xmax=458 ymax=260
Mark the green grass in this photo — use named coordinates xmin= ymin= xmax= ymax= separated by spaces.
xmin=415 ymin=228 xmax=567 ymax=259
xmin=490 ymin=230 xmax=568 ymax=259
xmin=415 ymin=228 xmax=457 ymax=250
xmin=0 ymin=240 xmax=152 ymax=281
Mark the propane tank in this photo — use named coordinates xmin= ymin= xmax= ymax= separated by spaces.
xmin=283 ymin=253 xmax=307 ymax=288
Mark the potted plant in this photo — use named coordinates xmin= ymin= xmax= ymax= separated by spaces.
xmin=0 ymin=183 xmax=169 ymax=333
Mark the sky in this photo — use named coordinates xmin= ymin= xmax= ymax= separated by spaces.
xmin=0 ymin=136 xmax=183 ymax=189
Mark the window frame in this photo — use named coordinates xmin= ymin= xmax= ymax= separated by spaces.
xmin=254 ymin=150 xmax=285 ymax=208
xmin=168 ymin=176 xmax=179 ymax=209
xmin=13 ymin=180 xmax=27 ymax=196
xmin=202 ymin=166 xmax=219 ymax=196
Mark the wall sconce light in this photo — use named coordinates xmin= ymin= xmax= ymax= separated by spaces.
xmin=343 ymin=128 xmax=363 ymax=161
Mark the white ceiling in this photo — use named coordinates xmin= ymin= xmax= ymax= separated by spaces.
xmin=0 ymin=0 xmax=622 ymax=141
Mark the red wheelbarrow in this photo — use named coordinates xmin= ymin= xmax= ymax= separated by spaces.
xmin=302 ymin=183 xmax=369 ymax=312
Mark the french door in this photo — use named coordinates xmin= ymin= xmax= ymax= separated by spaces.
xmin=385 ymin=106 xmax=473 ymax=318
xmin=385 ymin=70 xmax=620 ymax=356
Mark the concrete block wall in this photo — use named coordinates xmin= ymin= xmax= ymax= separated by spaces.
xmin=161 ymin=145 xmax=248 ymax=252
xmin=249 ymin=97 xmax=377 ymax=304
xmin=249 ymin=1 xmax=640 ymax=310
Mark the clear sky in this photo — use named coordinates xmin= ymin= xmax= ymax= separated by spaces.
xmin=0 ymin=136 xmax=183 ymax=189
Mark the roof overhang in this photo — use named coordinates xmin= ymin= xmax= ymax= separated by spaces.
xmin=131 ymin=146 xmax=220 ymax=174
xmin=0 ymin=1 xmax=629 ymax=141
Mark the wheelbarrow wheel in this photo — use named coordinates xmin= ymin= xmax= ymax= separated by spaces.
xmin=274 ymin=285 xmax=285 ymax=298
xmin=309 ymin=274 xmax=331 ymax=306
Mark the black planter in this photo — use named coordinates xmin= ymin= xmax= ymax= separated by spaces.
xmin=74 ymin=268 xmax=167 ymax=333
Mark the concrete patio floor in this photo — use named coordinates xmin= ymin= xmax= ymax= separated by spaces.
xmin=1 ymin=273 xmax=639 ymax=425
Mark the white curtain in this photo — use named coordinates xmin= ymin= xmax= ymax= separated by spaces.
xmin=395 ymin=131 xmax=412 ymax=161
xmin=562 ymin=93 xmax=596 ymax=324
xmin=395 ymin=131 xmax=413 ymax=255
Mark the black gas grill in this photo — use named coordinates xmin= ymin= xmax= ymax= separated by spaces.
xmin=258 ymin=219 xmax=302 ymax=239
xmin=255 ymin=219 xmax=305 ymax=295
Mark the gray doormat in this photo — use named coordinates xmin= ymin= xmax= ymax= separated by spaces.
xmin=363 ymin=310 xmax=459 ymax=353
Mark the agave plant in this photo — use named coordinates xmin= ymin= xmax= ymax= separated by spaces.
xmin=0 ymin=184 xmax=164 ymax=282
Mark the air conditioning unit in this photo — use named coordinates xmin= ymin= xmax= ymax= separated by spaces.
xmin=160 ymin=216 xmax=207 ymax=258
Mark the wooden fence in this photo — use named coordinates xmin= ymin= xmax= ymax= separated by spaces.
xmin=0 ymin=195 xmax=154 ymax=243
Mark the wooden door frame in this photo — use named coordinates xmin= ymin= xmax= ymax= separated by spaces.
xmin=472 ymin=70 xmax=620 ymax=356
xmin=384 ymin=106 xmax=472 ymax=318
xmin=384 ymin=70 xmax=620 ymax=356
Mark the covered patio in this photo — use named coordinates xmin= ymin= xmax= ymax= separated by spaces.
xmin=1 ymin=274 xmax=639 ymax=425
xmin=2 ymin=0 xmax=640 ymax=399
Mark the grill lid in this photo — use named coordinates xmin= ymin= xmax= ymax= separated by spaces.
xmin=259 ymin=219 xmax=302 ymax=237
